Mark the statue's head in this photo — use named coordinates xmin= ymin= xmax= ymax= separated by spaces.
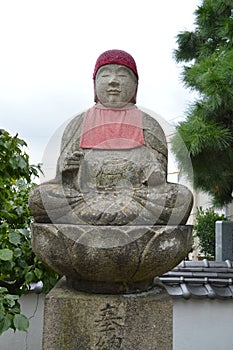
xmin=93 ymin=49 xmax=139 ymax=107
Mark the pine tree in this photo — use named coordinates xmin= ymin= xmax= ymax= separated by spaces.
xmin=172 ymin=0 xmax=233 ymax=206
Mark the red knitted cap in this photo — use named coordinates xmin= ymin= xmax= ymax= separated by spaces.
xmin=93 ymin=49 xmax=138 ymax=80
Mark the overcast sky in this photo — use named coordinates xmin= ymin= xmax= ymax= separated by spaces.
xmin=1 ymin=0 xmax=200 ymax=168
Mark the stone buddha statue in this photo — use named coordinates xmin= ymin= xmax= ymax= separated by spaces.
xmin=29 ymin=49 xmax=193 ymax=227
xmin=29 ymin=50 xmax=194 ymax=294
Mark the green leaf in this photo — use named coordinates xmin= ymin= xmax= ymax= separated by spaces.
xmin=18 ymin=157 xmax=27 ymax=169
xmin=34 ymin=268 xmax=43 ymax=280
xmin=0 ymin=300 xmax=4 ymax=312
xmin=13 ymin=248 xmax=22 ymax=258
xmin=25 ymin=271 xmax=35 ymax=283
xmin=0 ymin=287 xmax=8 ymax=294
xmin=18 ymin=228 xmax=30 ymax=238
xmin=0 ymin=311 xmax=4 ymax=321
xmin=9 ymin=232 xmax=21 ymax=246
xmin=11 ymin=303 xmax=20 ymax=314
xmin=5 ymin=294 xmax=18 ymax=308
xmin=5 ymin=294 xmax=19 ymax=301
xmin=13 ymin=314 xmax=29 ymax=332
xmin=0 ymin=314 xmax=12 ymax=334
xmin=0 ymin=249 xmax=13 ymax=261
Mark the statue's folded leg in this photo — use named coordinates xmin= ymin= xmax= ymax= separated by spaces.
xmin=155 ymin=183 xmax=193 ymax=225
xmin=132 ymin=183 xmax=193 ymax=225
xmin=29 ymin=183 xmax=82 ymax=223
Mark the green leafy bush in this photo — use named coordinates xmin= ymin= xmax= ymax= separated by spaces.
xmin=0 ymin=129 xmax=60 ymax=335
xmin=194 ymin=206 xmax=228 ymax=258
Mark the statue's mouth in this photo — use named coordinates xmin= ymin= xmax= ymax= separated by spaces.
xmin=107 ymin=89 xmax=121 ymax=94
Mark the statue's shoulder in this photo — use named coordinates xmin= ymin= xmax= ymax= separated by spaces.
xmin=141 ymin=111 xmax=167 ymax=157
xmin=141 ymin=111 xmax=164 ymax=132
xmin=60 ymin=111 xmax=85 ymax=152
xmin=63 ymin=111 xmax=85 ymax=136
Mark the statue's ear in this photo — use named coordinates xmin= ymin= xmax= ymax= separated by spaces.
xmin=94 ymin=80 xmax=98 ymax=103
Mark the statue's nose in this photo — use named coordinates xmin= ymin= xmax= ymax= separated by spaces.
xmin=108 ymin=75 xmax=119 ymax=86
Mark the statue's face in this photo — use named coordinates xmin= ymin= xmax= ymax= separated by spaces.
xmin=95 ymin=64 xmax=137 ymax=107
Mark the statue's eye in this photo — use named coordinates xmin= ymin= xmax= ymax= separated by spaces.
xmin=100 ymin=70 xmax=111 ymax=78
xmin=117 ymin=68 xmax=129 ymax=78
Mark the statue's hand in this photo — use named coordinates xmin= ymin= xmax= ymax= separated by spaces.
xmin=62 ymin=151 xmax=84 ymax=172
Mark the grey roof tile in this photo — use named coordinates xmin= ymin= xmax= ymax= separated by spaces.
xmin=159 ymin=260 xmax=233 ymax=299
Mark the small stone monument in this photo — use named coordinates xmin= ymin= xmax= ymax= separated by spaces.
xmin=29 ymin=50 xmax=193 ymax=349
xmin=215 ymin=221 xmax=233 ymax=261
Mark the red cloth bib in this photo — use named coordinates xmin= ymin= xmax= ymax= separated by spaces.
xmin=79 ymin=106 xmax=145 ymax=149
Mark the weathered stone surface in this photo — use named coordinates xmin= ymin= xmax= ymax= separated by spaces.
xmin=28 ymin=50 xmax=193 ymax=349
xmin=42 ymin=278 xmax=173 ymax=350
xmin=215 ymin=221 xmax=233 ymax=261
xmin=28 ymin=109 xmax=193 ymax=227
xmin=31 ymin=223 xmax=193 ymax=293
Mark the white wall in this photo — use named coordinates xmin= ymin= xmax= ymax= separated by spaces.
xmin=174 ymin=299 xmax=233 ymax=350
xmin=0 ymin=293 xmax=45 ymax=350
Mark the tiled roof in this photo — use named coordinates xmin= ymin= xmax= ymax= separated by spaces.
xmin=160 ymin=260 xmax=233 ymax=299
xmin=30 ymin=260 xmax=233 ymax=299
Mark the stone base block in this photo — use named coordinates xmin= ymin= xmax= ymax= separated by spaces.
xmin=42 ymin=278 xmax=172 ymax=350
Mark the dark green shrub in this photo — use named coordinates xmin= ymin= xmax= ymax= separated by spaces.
xmin=0 ymin=129 xmax=60 ymax=335
xmin=194 ymin=206 xmax=228 ymax=258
